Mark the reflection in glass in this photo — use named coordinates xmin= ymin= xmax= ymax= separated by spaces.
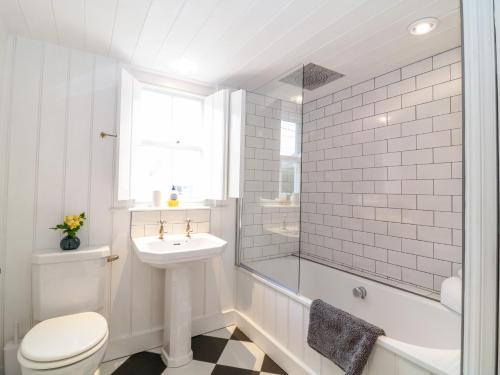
xmin=238 ymin=65 xmax=303 ymax=292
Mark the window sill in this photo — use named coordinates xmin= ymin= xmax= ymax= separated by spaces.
xmin=128 ymin=204 xmax=211 ymax=212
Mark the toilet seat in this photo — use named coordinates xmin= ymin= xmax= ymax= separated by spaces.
xmin=18 ymin=312 xmax=108 ymax=370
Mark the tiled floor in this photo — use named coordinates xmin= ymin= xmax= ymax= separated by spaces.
xmin=98 ymin=325 xmax=287 ymax=375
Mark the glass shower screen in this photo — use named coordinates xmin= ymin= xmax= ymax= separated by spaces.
xmin=237 ymin=65 xmax=303 ymax=292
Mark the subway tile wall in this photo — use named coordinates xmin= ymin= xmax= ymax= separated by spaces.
xmin=240 ymin=93 xmax=302 ymax=261
xmin=301 ymin=47 xmax=462 ymax=293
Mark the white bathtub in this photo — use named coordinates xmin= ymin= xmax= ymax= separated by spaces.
xmin=239 ymin=256 xmax=461 ymax=375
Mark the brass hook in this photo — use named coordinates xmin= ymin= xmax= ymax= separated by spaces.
xmin=100 ymin=131 xmax=117 ymax=139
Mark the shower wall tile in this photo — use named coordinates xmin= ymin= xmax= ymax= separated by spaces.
xmin=301 ymin=47 xmax=463 ymax=293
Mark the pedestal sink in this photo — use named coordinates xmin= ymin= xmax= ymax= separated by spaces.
xmin=132 ymin=233 xmax=227 ymax=367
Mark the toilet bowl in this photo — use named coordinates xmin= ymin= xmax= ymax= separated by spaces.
xmin=18 ymin=312 xmax=109 ymax=375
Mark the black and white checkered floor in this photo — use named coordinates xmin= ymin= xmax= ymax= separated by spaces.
xmin=98 ymin=325 xmax=287 ymax=375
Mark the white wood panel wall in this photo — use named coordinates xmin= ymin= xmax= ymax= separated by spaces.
xmin=0 ymin=36 xmax=236 ymax=364
xmin=236 ymin=269 xmax=441 ymax=375
xmin=0 ymin=22 xmax=12 ymax=372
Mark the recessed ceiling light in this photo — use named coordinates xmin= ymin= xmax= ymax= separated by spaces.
xmin=290 ymin=95 xmax=303 ymax=104
xmin=408 ymin=17 xmax=439 ymax=36
xmin=171 ymin=58 xmax=198 ymax=75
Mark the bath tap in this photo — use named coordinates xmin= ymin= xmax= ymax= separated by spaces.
xmin=185 ymin=218 xmax=193 ymax=238
xmin=158 ymin=220 xmax=166 ymax=240
xmin=352 ymin=286 xmax=367 ymax=299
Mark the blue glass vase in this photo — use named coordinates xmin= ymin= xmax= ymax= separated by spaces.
xmin=60 ymin=236 xmax=80 ymax=251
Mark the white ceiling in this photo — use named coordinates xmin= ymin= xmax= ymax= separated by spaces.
xmin=0 ymin=0 xmax=461 ymax=100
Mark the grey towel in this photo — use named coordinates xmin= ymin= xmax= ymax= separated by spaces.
xmin=307 ymin=299 xmax=385 ymax=375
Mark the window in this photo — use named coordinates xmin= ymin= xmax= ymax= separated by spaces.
xmin=117 ymin=69 xmax=230 ymax=204
xmin=279 ymin=120 xmax=301 ymax=195
xmin=131 ymin=87 xmax=205 ymax=202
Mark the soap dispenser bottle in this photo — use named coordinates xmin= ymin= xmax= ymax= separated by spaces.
xmin=168 ymin=185 xmax=179 ymax=207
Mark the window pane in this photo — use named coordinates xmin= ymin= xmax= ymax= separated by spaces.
xmin=130 ymin=87 xmax=205 ymax=203
xmin=280 ymin=121 xmax=297 ymax=156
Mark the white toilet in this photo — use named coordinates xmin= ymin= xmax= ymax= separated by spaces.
xmin=17 ymin=246 xmax=111 ymax=375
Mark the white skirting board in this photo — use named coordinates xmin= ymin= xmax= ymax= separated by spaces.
xmin=104 ymin=309 xmax=237 ymax=362
xmin=235 ymin=310 xmax=315 ymax=375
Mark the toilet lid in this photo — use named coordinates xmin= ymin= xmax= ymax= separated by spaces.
xmin=21 ymin=312 xmax=108 ymax=362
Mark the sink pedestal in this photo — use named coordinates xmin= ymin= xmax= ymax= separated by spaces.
xmin=161 ymin=265 xmax=193 ymax=367
xmin=131 ymin=233 xmax=228 ymax=368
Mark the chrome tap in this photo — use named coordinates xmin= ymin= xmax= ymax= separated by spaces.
xmin=185 ymin=218 xmax=193 ymax=238
xmin=158 ymin=220 xmax=166 ymax=240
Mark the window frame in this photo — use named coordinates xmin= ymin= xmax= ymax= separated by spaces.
xmin=130 ymin=83 xmax=208 ymax=205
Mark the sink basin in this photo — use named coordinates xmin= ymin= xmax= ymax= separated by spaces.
xmin=132 ymin=233 xmax=227 ymax=268
xmin=131 ymin=232 xmax=227 ymax=368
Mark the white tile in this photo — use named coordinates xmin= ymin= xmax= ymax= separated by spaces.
xmin=334 ymin=110 xmax=353 ymax=125
xmin=162 ymin=360 xmax=215 ymax=375
xmin=363 ymin=87 xmax=387 ymax=104
xmin=375 ymin=181 xmax=401 ymax=194
xmin=402 ymin=58 xmax=432 ymax=79
xmin=401 ymin=149 xmax=432 ymax=165
xmin=416 ymin=66 xmax=451 ymax=89
xmin=352 ymin=103 xmax=374 ymax=120
xmin=316 ymin=95 xmax=333 ymax=108
xmin=450 ymin=62 xmax=462 ymax=80
xmin=433 ymin=47 xmax=461 ymax=69
xmin=374 ymin=152 xmax=401 ymax=167
xmin=388 ymin=165 xmax=416 ymax=180
xmin=217 ymin=340 xmax=266 ymax=370
xmin=363 ymin=115 xmax=387 ymax=130
xmin=375 ymin=234 xmax=402 ymax=251
xmin=375 ymin=69 xmax=401 ymax=88
xmin=388 ymin=107 xmax=415 ymax=125
xmin=402 ymin=209 xmax=433 ymax=225
xmin=388 ymin=195 xmax=416 ymax=209
xmin=417 ymin=163 xmax=451 ymax=179
xmin=417 ymin=130 xmax=451 ymax=149
xmin=417 ymin=256 xmax=451 ymax=277
xmin=433 ymin=79 xmax=461 ymax=100
xmin=402 ymin=238 xmax=433 ymax=257
xmin=402 ymin=87 xmax=432 ymax=107
xmin=417 ymin=195 xmax=452 ymax=211
xmin=433 ymin=112 xmax=461 ymax=131
xmin=434 ymin=211 xmax=462 ymax=229
xmin=434 ymin=243 xmax=462 ymax=262
xmin=374 ymin=124 xmax=401 ymax=141
xmin=402 ymin=180 xmax=433 ymax=194
xmin=342 ymin=95 xmax=363 ymax=111
xmin=388 ymin=136 xmax=416 ymax=152
xmin=402 ymin=268 xmax=433 ymax=289
xmin=416 ymin=98 xmax=450 ymax=119
xmin=352 ymin=79 xmax=375 ymax=95
xmin=401 ymin=118 xmax=433 ymax=136
xmin=388 ymin=250 xmax=416 ymax=268
xmin=376 ymin=208 xmax=401 ymax=222
xmin=375 ymin=96 xmax=401 ymax=114
xmin=363 ymin=141 xmax=387 ymax=155
xmin=333 ymin=87 xmax=352 ymax=102
xmin=325 ymin=101 xmax=342 ymax=115
xmin=388 ymin=78 xmax=416 ymax=97
xmin=388 ymin=222 xmax=416 ymax=239
xmin=451 ymin=95 xmax=462 ymax=112
xmin=434 ymin=145 xmax=462 ymax=163
xmin=434 ymin=179 xmax=462 ymax=195
xmin=417 ymin=225 xmax=452 ymax=244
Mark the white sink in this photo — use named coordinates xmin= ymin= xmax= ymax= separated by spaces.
xmin=132 ymin=233 xmax=227 ymax=268
xmin=131 ymin=232 xmax=227 ymax=368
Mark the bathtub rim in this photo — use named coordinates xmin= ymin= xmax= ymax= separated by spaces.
xmin=237 ymin=266 xmax=460 ymax=375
